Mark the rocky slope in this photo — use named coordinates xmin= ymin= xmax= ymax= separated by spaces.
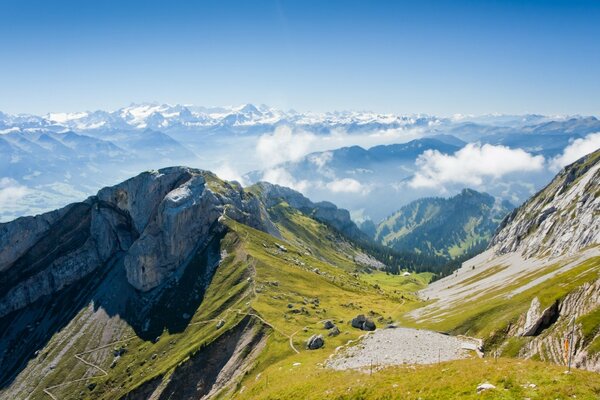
xmin=490 ymin=149 xmax=600 ymax=258
xmin=412 ymin=149 xmax=600 ymax=371
xmin=0 ymin=167 xmax=277 ymax=317
xmin=375 ymin=189 xmax=512 ymax=260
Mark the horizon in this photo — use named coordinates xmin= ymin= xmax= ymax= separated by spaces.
xmin=2 ymin=101 xmax=599 ymax=120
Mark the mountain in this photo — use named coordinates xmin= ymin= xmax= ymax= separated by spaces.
xmin=245 ymin=138 xmax=466 ymax=221
xmin=375 ymin=189 xmax=514 ymax=260
xmin=0 ymin=167 xmax=432 ymax=399
xmin=411 ymin=149 xmax=600 ymax=371
xmin=2 ymin=161 xmax=600 ymax=399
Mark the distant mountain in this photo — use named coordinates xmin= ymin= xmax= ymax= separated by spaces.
xmin=1 ymin=105 xmax=598 ymax=222
xmin=375 ymin=189 xmax=514 ymax=260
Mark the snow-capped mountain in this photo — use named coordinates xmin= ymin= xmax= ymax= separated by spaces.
xmin=0 ymin=104 xmax=598 ymax=223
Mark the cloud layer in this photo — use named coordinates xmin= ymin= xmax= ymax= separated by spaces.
xmin=550 ymin=132 xmax=600 ymax=170
xmin=410 ymin=143 xmax=545 ymax=188
xmin=0 ymin=178 xmax=30 ymax=207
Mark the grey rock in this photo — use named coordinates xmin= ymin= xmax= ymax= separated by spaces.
xmin=0 ymin=167 xmax=281 ymax=316
xmin=328 ymin=326 xmax=341 ymax=337
xmin=351 ymin=314 xmax=376 ymax=331
xmin=490 ymin=151 xmax=600 ymax=258
xmin=306 ymin=334 xmax=324 ymax=350
xmin=323 ymin=320 xmax=335 ymax=329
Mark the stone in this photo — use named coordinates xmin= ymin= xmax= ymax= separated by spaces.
xmin=323 ymin=320 xmax=335 ymax=329
xmin=476 ymin=383 xmax=496 ymax=393
xmin=306 ymin=334 xmax=324 ymax=350
xmin=351 ymin=314 xmax=376 ymax=331
xmin=216 ymin=320 xmax=225 ymax=329
xmin=328 ymin=326 xmax=341 ymax=337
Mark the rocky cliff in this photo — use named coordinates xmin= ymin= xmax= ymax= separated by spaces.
xmin=490 ymin=149 xmax=600 ymax=258
xmin=0 ymin=167 xmax=278 ymax=317
xmin=249 ymin=181 xmax=368 ymax=241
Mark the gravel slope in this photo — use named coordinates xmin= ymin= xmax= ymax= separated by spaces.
xmin=327 ymin=327 xmax=479 ymax=370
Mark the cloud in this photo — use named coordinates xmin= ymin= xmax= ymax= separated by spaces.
xmin=256 ymin=126 xmax=316 ymax=167
xmin=255 ymin=125 xmax=427 ymax=168
xmin=214 ymin=163 xmax=245 ymax=184
xmin=0 ymin=178 xmax=30 ymax=207
xmin=550 ymin=132 xmax=600 ymax=170
xmin=326 ymin=178 xmax=369 ymax=194
xmin=261 ymin=167 xmax=311 ymax=192
xmin=410 ymin=143 xmax=545 ymax=188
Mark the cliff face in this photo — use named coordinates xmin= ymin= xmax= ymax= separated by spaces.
xmin=0 ymin=167 xmax=278 ymax=316
xmin=249 ymin=181 xmax=368 ymax=241
xmin=490 ymin=150 xmax=600 ymax=258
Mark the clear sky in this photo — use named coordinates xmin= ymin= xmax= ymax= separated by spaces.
xmin=1 ymin=0 xmax=599 ymax=116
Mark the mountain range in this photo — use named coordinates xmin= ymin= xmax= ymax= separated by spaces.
xmin=1 ymin=104 xmax=598 ymax=224
xmin=1 ymin=149 xmax=599 ymax=399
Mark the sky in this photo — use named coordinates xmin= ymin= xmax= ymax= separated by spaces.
xmin=1 ymin=0 xmax=599 ymax=116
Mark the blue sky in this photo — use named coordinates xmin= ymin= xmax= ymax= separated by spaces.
xmin=1 ymin=0 xmax=599 ymax=116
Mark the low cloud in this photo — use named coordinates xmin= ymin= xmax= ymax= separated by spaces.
xmin=550 ymin=133 xmax=600 ymax=170
xmin=261 ymin=167 xmax=311 ymax=192
xmin=410 ymin=143 xmax=545 ymax=188
xmin=214 ymin=163 xmax=246 ymax=184
xmin=0 ymin=178 xmax=30 ymax=207
xmin=326 ymin=178 xmax=369 ymax=194
xmin=256 ymin=126 xmax=316 ymax=168
xmin=255 ymin=125 xmax=426 ymax=168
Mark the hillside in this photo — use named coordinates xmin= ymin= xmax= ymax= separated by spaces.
xmin=0 ymin=167 xmax=434 ymax=399
xmin=409 ymin=149 xmax=600 ymax=372
xmin=375 ymin=189 xmax=513 ymax=260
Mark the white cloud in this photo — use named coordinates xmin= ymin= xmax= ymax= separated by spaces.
xmin=261 ymin=167 xmax=311 ymax=192
xmin=214 ymin=163 xmax=245 ymax=184
xmin=550 ymin=133 xmax=600 ymax=170
xmin=410 ymin=143 xmax=545 ymax=188
xmin=326 ymin=178 xmax=369 ymax=194
xmin=255 ymin=125 xmax=427 ymax=168
xmin=0 ymin=178 xmax=30 ymax=207
xmin=256 ymin=126 xmax=316 ymax=168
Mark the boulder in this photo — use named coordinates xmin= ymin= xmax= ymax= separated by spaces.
xmin=306 ymin=334 xmax=324 ymax=350
xmin=351 ymin=314 xmax=376 ymax=331
xmin=323 ymin=320 xmax=335 ymax=329
xmin=328 ymin=326 xmax=341 ymax=337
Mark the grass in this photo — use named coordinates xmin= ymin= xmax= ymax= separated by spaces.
xmin=233 ymin=357 xmax=600 ymax=400
xmin=400 ymin=256 xmax=600 ymax=340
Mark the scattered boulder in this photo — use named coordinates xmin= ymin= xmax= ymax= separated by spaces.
xmin=323 ymin=320 xmax=335 ymax=329
xmin=216 ymin=320 xmax=224 ymax=329
xmin=351 ymin=314 xmax=376 ymax=331
xmin=328 ymin=326 xmax=341 ymax=337
xmin=306 ymin=334 xmax=325 ymax=350
xmin=476 ymin=383 xmax=496 ymax=393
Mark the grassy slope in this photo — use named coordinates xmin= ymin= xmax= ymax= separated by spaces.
xmin=222 ymin=207 xmax=600 ymax=400
xmin=8 ymin=197 xmax=600 ymax=400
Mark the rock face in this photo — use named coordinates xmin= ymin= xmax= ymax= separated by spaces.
xmin=250 ymin=182 xmax=368 ymax=241
xmin=0 ymin=167 xmax=279 ymax=316
xmin=306 ymin=334 xmax=325 ymax=350
xmin=490 ymin=150 xmax=600 ymax=258
xmin=520 ymin=297 xmax=560 ymax=337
